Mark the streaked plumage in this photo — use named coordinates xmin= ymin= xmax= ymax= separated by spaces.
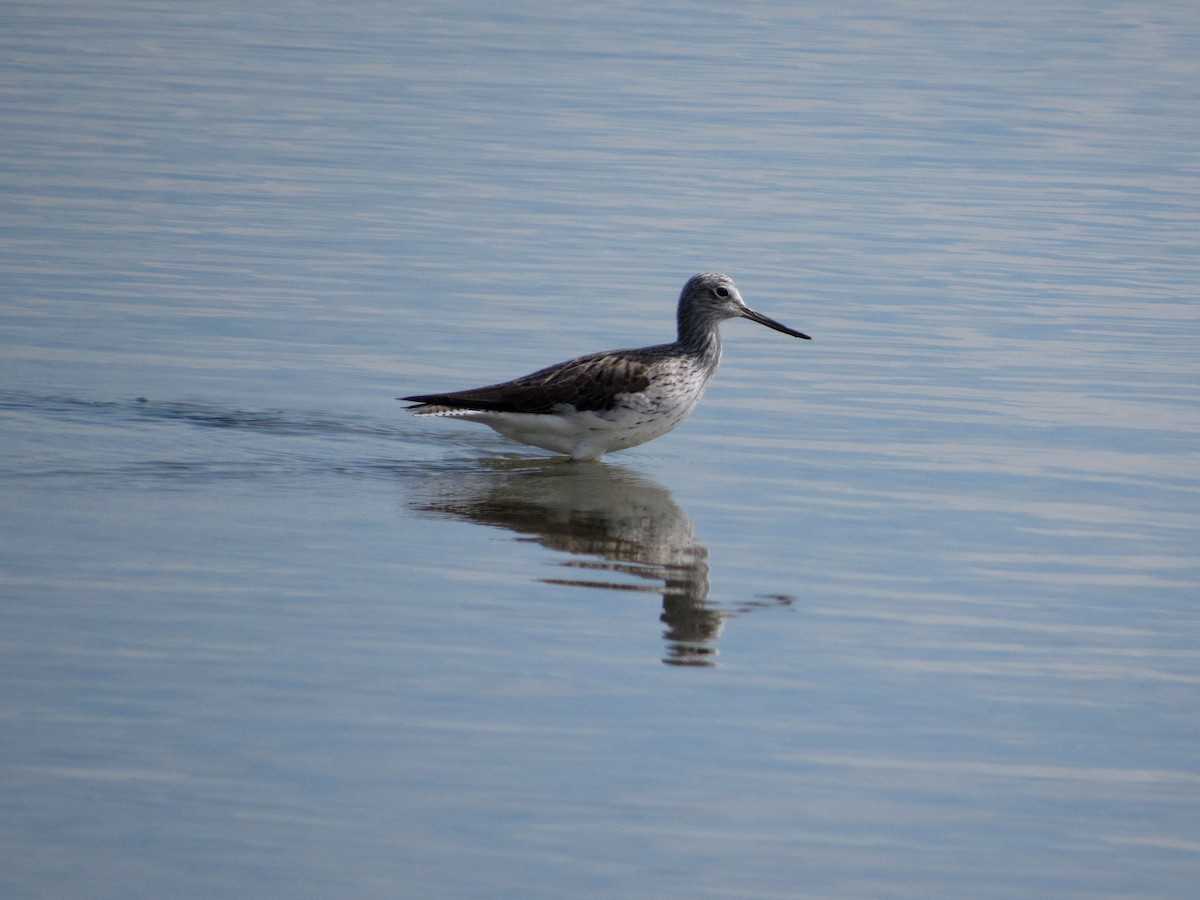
xmin=403 ymin=273 xmax=810 ymax=460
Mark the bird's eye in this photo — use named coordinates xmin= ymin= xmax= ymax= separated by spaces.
xmin=713 ymin=286 xmax=730 ymax=299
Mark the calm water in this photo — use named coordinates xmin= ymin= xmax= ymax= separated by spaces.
xmin=3 ymin=1 xmax=1199 ymax=897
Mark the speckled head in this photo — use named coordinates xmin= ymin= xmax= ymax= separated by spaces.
xmin=676 ymin=273 xmax=811 ymax=347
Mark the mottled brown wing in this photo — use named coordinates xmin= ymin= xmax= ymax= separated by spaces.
xmin=403 ymin=348 xmax=656 ymax=414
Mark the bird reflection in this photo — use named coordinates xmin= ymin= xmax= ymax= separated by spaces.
xmin=406 ymin=458 xmax=741 ymax=665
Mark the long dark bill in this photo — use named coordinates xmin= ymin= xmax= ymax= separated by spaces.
xmin=742 ymin=306 xmax=811 ymax=340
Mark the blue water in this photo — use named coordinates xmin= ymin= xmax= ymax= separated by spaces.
xmin=3 ymin=1 xmax=1199 ymax=897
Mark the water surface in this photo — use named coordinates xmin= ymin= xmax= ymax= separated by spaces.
xmin=2 ymin=1 xmax=1198 ymax=897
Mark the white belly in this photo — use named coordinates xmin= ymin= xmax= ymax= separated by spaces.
xmin=448 ymin=379 xmax=709 ymax=460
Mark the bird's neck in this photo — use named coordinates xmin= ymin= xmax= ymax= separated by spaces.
xmin=676 ymin=313 xmax=723 ymax=368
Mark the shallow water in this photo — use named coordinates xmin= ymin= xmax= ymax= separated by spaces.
xmin=3 ymin=1 xmax=1199 ymax=897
